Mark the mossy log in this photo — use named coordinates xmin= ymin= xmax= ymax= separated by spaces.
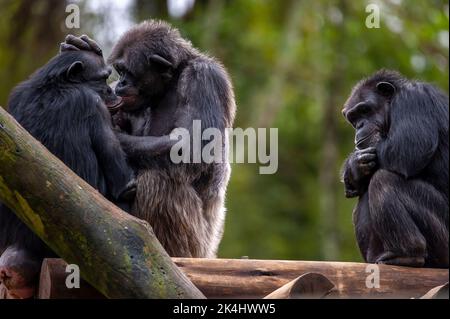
xmin=0 ymin=106 xmax=204 ymax=299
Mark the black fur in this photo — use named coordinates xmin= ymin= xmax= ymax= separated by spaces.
xmin=342 ymin=70 xmax=449 ymax=268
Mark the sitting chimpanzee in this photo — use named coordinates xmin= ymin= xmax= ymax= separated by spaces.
xmin=0 ymin=35 xmax=135 ymax=299
xmin=342 ymin=70 xmax=449 ymax=268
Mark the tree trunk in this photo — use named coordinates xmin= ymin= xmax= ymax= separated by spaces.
xmin=0 ymin=106 xmax=204 ymax=299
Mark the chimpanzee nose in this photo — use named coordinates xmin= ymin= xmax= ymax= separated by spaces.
xmin=106 ymin=87 xmax=112 ymax=94
xmin=356 ymin=121 xmax=365 ymax=129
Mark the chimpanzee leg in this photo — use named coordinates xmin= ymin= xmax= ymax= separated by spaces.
xmin=368 ymin=170 xmax=448 ymax=267
xmin=353 ymin=192 xmax=384 ymax=263
xmin=398 ymin=178 xmax=448 ymax=267
xmin=0 ymin=205 xmax=50 ymax=299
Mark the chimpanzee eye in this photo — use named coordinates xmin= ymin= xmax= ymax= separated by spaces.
xmin=94 ymin=76 xmax=107 ymax=84
xmin=357 ymin=103 xmax=371 ymax=114
xmin=114 ymin=64 xmax=122 ymax=75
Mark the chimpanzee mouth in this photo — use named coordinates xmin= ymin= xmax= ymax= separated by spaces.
xmin=355 ymin=134 xmax=372 ymax=148
xmin=117 ymin=95 xmax=140 ymax=111
xmin=106 ymin=97 xmax=123 ymax=112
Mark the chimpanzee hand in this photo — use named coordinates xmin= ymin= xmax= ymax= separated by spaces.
xmin=119 ymin=178 xmax=137 ymax=202
xmin=352 ymin=147 xmax=378 ymax=178
xmin=60 ymin=34 xmax=103 ymax=56
xmin=342 ymin=147 xmax=378 ymax=197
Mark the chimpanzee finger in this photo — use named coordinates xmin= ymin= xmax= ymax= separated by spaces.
xmin=357 ymin=153 xmax=377 ymax=164
xmin=59 ymin=43 xmax=80 ymax=53
xmin=65 ymin=34 xmax=91 ymax=51
xmin=356 ymin=146 xmax=377 ymax=155
xmin=80 ymin=34 xmax=103 ymax=56
xmin=359 ymin=162 xmax=377 ymax=174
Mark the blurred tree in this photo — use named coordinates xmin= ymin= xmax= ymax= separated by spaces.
xmin=0 ymin=0 xmax=67 ymax=106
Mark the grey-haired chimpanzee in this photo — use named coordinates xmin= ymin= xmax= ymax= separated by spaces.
xmin=87 ymin=20 xmax=235 ymax=258
xmin=0 ymin=35 xmax=135 ymax=298
xmin=342 ymin=70 xmax=449 ymax=268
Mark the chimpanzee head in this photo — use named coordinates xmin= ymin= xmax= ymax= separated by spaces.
xmin=342 ymin=70 xmax=403 ymax=149
xmin=59 ymin=51 xmax=121 ymax=111
xmin=107 ymin=20 xmax=194 ymax=111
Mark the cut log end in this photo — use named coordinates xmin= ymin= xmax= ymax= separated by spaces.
xmin=421 ymin=282 xmax=449 ymax=299
xmin=264 ymin=272 xmax=335 ymax=299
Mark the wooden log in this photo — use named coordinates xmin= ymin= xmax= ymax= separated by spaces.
xmin=39 ymin=258 xmax=449 ymax=299
xmin=263 ymin=273 xmax=335 ymax=299
xmin=175 ymin=258 xmax=448 ymax=298
xmin=0 ymin=106 xmax=204 ymax=299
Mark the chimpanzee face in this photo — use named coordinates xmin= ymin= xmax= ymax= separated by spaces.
xmin=342 ymin=81 xmax=395 ymax=149
xmin=111 ymin=51 xmax=174 ymax=112
xmin=66 ymin=51 xmax=121 ymax=110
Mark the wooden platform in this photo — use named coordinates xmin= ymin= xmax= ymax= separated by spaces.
xmin=37 ymin=258 xmax=449 ymax=299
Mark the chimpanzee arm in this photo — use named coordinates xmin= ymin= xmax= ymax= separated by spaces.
xmin=90 ymin=103 xmax=135 ymax=200
xmin=173 ymin=58 xmax=234 ymax=162
xmin=176 ymin=58 xmax=233 ymax=131
xmin=116 ymin=133 xmax=177 ymax=160
xmin=378 ymin=84 xmax=445 ymax=178
xmin=342 ymin=155 xmax=363 ymax=198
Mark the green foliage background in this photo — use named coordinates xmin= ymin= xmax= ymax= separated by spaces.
xmin=0 ymin=0 xmax=448 ymax=262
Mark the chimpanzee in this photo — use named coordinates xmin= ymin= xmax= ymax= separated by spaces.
xmin=65 ymin=21 xmax=236 ymax=258
xmin=0 ymin=35 xmax=135 ymax=298
xmin=342 ymin=69 xmax=449 ymax=268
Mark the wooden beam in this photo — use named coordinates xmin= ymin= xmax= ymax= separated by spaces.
xmin=39 ymin=258 xmax=449 ymax=299
xmin=0 ymin=106 xmax=204 ymax=299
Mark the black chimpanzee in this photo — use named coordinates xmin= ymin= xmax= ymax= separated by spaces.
xmin=342 ymin=69 xmax=449 ymax=268
xmin=0 ymin=35 xmax=135 ymax=298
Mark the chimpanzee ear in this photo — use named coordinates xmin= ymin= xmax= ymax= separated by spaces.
xmin=376 ymin=81 xmax=396 ymax=97
xmin=149 ymin=54 xmax=173 ymax=70
xmin=66 ymin=61 xmax=84 ymax=79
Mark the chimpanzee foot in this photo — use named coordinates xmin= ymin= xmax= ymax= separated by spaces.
xmin=0 ymin=246 xmax=41 ymax=299
xmin=375 ymin=251 xmax=425 ymax=267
